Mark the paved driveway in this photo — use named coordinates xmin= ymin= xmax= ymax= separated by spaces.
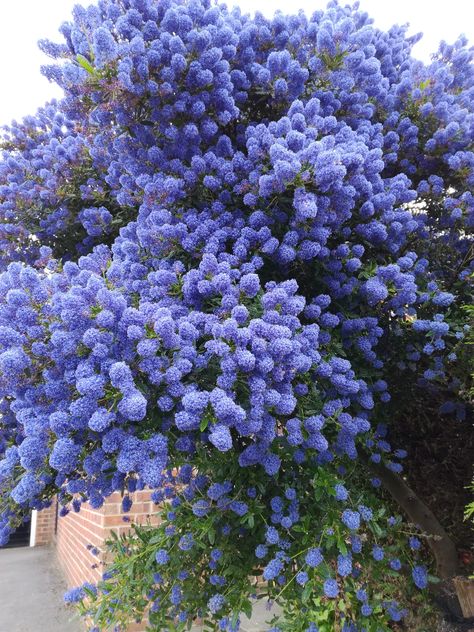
xmin=0 ymin=545 xmax=82 ymax=632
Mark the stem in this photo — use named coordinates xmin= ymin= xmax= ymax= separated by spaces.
xmin=366 ymin=457 xmax=459 ymax=579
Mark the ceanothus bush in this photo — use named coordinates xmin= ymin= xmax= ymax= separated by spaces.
xmin=0 ymin=0 xmax=473 ymax=630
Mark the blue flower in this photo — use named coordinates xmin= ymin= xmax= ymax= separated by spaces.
xmin=305 ymin=548 xmax=323 ymax=568
xmin=49 ymin=439 xmax=80 ymax=473
xmin=92 ymin=27 xmax=118 ymax=67
xmin=192 ymin=500 xmax=210 ymax=517
xmin=155 ymin=549 xmax=169 ymax=565
xmin=372 ymin=546 xmax=384 ymax=561
xmin=358 ymin=505 xmax=373 ymax=521
xmin=390 ymin=558 xmax=402 ymax=571
xmin=208 ymin=594 xmax=226 ymax=614
xmin=337 ymin=554 xmax=352 ymax=577
xmin=356 ymin=589 xmax=367 ymax=602
xmin=412 ymin=565 xmax=428 ymax=589
xmin=364 ymin=278 xmax=388 ymax=306
xmin=265 ymin=526 xmax=280 ymax=545
xmin=209 ymin=425 xmax=232 ymax=452
xmin=409 ymin=536 xmax=421 ymax=550
xmin=64 ymin=586 xmax=85 ymax=603
xmin=335 ymin=484 xmax=348 ymax=501
xmin=263 ymin=558 xmax=284 ymax=581
xmin=239 ymin=273 xmax=260 ymax=297
xmin=230 ymin=500 xmax=248 ymax=516
xmin=323 ymin=579 xmax=339 ymax=598
xmin=341 ymin=510 xmax=360 ymax=531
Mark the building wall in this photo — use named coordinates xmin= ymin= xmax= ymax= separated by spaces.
xmin=55 ymin=490 xmax=159 ymax=589
xmin=31 ymin=500 xmax=56 ymax=547
xmin=55 ymin=500 xmax=105 ymax=588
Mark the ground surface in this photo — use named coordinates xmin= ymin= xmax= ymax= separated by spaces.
xmin=190 ymin=598 xmax=279 ymax=631
xmin=0 ymin=544 xmax=275 ymax=632
xmin=0 ymin=545 xmax=82 ymax=632
xmin=1 ymin=544 xmax=472 ymax=631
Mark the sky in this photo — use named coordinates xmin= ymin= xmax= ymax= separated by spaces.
xmin=0 ymin=0 xmax=473 ymax=126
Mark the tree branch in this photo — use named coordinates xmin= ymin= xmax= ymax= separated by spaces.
xmin=367 ymin=458 xmax=459 ymax=579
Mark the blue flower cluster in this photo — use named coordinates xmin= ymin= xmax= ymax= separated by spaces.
xmin=0 ymin=0 xmax=472 ymax=628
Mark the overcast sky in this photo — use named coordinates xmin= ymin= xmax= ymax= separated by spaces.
xmin=1 ymin=0 xmax=473 ymax=126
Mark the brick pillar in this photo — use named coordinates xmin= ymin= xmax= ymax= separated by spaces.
xmin=31 ymin=499 xmax=57 ymax=546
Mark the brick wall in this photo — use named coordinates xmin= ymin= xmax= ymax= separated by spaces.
xmin=31 ymin=500 xmax=56 ymax=546
xmin=56 ymin=490 xmax=159 ymax=588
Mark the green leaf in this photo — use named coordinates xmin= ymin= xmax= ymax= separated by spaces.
xmin=200 ymin=417 xmax=209 ymax=432
xmin=319 ymin=608 xmax=330 ymax=621
xmin=371 ymin=521 xmax=384 ymax=538
xmin=241 ymin=600 xmax=253 ymax=619
xmin=302 ymin=583 xmax=313 ymax=603
xmin=76 ymin=54 xmax=95 ymax=75
xmin=207 ymin=528 xmax=216 ymax=545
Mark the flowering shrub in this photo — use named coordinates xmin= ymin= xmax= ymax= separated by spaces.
xmin=0 ymin=0 xmax=473 ymax=629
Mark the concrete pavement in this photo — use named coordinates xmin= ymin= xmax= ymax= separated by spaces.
xmin=0 ymin=545 xmax=278 ymax=631
xmin=190 ymin=597 xmax=280 ymax=631
xmin=0 ymin=545 xmax=82 ymax=632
